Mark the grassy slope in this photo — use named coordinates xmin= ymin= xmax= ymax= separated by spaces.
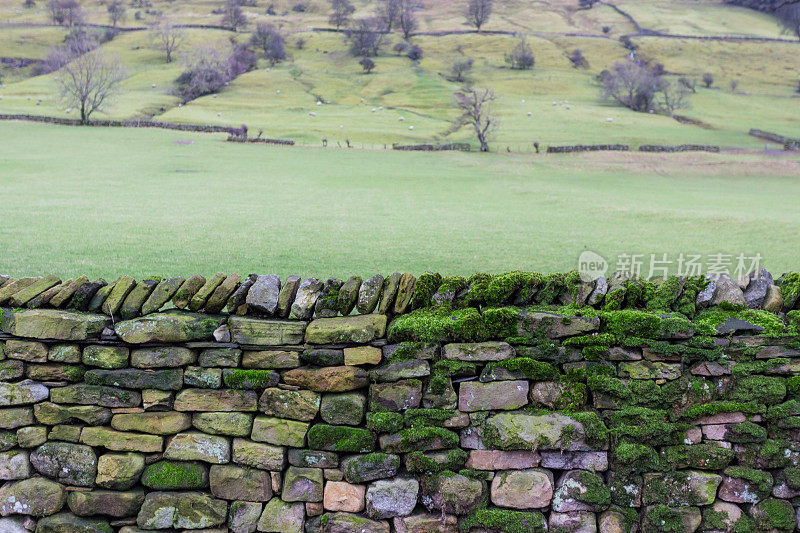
xmin=1 ymin=0 xmax=799 ymax=148
xmin=1 ymin=120 xmax=798 ymax=278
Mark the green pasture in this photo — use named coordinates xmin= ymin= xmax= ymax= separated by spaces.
xmin=1 ymin=121 xmax=798 ymax=279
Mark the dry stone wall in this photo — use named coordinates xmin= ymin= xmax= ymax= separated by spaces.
xmin=1 ymin=270 xmax=800 ymax=533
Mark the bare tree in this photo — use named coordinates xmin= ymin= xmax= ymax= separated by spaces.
xmin=328 ymin=0 xmax=355 ymax=30
xmin=658 ymin=83 xmax=690 ymax=117
xmin=776 ymin=2 xmax=800 ymax=39
xmin=107 ymin=0 xmax=126 ymax=28
xmin=601 ymin=60 xmax=665 ymax=112
xmin=377 ymin=0 xmax=400 ymax=31
xmin=345 ymin=17 xmax=386 ymax=57
xmin=250 ymin=22 xmax=286 ymax=65
xmin=397 ymin=0 xmax=419 ymax=40
xmin=453 ymin=87 xmax=497 ymax=152
xmin=678 ymin=76 xmax=697 ymax=93
xmin=151 ymin=19 xmax=183 ymax=63
xmin=222 ymin=0 xmax=247 ymax=31
xmin=55 ymin=49 xmax=126 ymax=123
xmin=466 ymin=0 xmax=493 ymax=32
xmin=47 ymin=0 xmax=84 ymax=26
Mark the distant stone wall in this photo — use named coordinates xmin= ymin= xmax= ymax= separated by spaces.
xmin=0 ymin=114 xmax=237 ymax=134
xmin=1 ymin=269 xmax=800 ymax=532
xmin=392 ymin=143 xmax=472 ymax=152
xmin=546 ymin=144 xmax=630 ymax=153
xmin=638 ymin=145 xmax=720 ymax=153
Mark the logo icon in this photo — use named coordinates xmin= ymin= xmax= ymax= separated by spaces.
xmin=578 ymin=251 xmax=608 ymax=282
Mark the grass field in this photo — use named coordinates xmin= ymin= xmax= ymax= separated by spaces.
xmin=1 ymin=120 xmax=798 ymax=279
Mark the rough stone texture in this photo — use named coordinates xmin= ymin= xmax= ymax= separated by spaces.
xmin=324 ymin=481 xmax=366 ymax=512
xmin=232 ymin=438 xmax=285 ymax=471
xmin=259 ymin=388 xmax=320 ymax=421
xmin=443 ymin=342 xmax=514 ymax=362
xmin=305 ymin=314 xmax=388 ymax=344
xmin=491 ymin=469 xmax=553 ymax=509
xmin=458 ymin=380 xmax=529 ymax=412
xmin=0 ymin=274 xmax=798 ymax=532
xmin=251 ymin=416 xmax=309 ymax=447
xmin=258 ymin=498 xmax=305 ymax=533
xmin=0 ymin=476 xmax=66 ymax=516
xmin=320 ymin=392 xmax=367 ymax=426
xmin=137 ymin=491 xmax=227 ymax=529
xmin=228 ymin=316 xmax=306 ymax=345
xmin=357 ymin=274 xmax=384 ymax=314
xmin=67 ymin=489 xmax=144 ymax=518
xmin=116 ymin=312 xmax=221 ymax=344
xmin=283 ymin=366 xmax=369 ymax=392
xmin=484 ymin=412 xmax=598 ymax=451
xmin=283 ymin=466 xmax=324 ymax=502
xmin=466 ymin=450 xmax=541 ymax=470
xmin=290 ymin=278 xmax=324 ymax=320
xmin=276 ymin=275 xmax=302 ymax=318
xmin=0 ymin=309 xmax=108 ymax=341
xmin=95 ymin=453 xmax=145 ymax=490
xmin=30 ymin=442 xmax=96 ymax=486
xmin=366 ymin=477 xmax=419 ymax=518
xmin=163 ymin=432 xmax=230 ymax=463
xmin=209 ymin=464 xmax=273 ymax=501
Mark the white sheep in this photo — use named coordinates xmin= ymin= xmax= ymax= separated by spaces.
xmin=408 ymin=126 xmax=414 ymax=130
xmin=309 ymin=112 xmax=317 ymax=116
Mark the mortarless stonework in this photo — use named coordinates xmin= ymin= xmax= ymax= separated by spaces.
xmin=0 ymin=269 xmax=799 ymax=532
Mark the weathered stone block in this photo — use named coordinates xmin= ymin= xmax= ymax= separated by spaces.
xmin=282 ymin=466 xmax=324 ymax=502
xmin=370 ymin=380 xmax=422 ymax=411
xmin=366 ymin=477 xmax=419 ymax=519
xmin=96 ymin=453 xmax=145 ymax=490
xmin=341 ymin=453 xmax=400 ymax=483
xmin=0 ymin=309 xmax=107 ymax=341
xmin=242 ymin=350 xmax=300 ymax=369
xmin=50 ymin=385 xmax=140 ymax=408
xmin=131 ymin=346 xmax=196 ymax=368
xmin=443 ymin=342 xmax=514 ymax=362
xmin=0 ymin=476 xmax=66 ymax=517
xmin=232 ymin=438 xmax=285 ymax=471
xmin=305 ymin=314 xmax=387 ymax=344
xmin=458 ymin=380 xmax=529 ymax=412
xmin=320 ymin=392 xmax=366 ymax=426
xmin=163 ymin=432 xmax=230 ymax=464
xmin=30 ymin=442 xmax=96 ymax=486
xmin=174 ymin=389 xmax=257 ymax=412
xmin=137 ymin=491 xmax=227 ymax=530
xmin=228 ymin=316 xmax=306 ymax=345
xmin=116 ymin=312 xmax=221 ymax=343
xmin=210 ymin=464 xmax=273 ymax=501
xmin=257 ymin=497 xmax=305 ymax=533
xmin=283 ymin=366 xmax=369 ymax=392
xmin=80 ymin=427 xmax=163 ymax=453
xmin=259 ymin=388 xmax=320 ymax=421
xmin=84 ymin=368 xmax=183 ymax=391
xmin=251 ymin=416 xmax=308 ymax=448
xmin=491 ymin=469 xmax=553 ymax=509
xmin=67 ymin=489 xmax=144 ymax=518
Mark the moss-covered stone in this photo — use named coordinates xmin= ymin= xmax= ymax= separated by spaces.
xmin=142 ymin=461 xmax=208 ymax=490
xmin=307 ymin=424 xmax=374 ymax=452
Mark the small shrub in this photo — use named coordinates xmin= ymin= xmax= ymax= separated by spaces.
xmin=702 ymin=72 xmax=714 ymax=88
xmin=359 ymin=57 xmax=375 ymax=73
xmin=505 ymin=37 xmax=534 ymax=70
xmin=407 ymin=44 xmax=423 ymax=62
